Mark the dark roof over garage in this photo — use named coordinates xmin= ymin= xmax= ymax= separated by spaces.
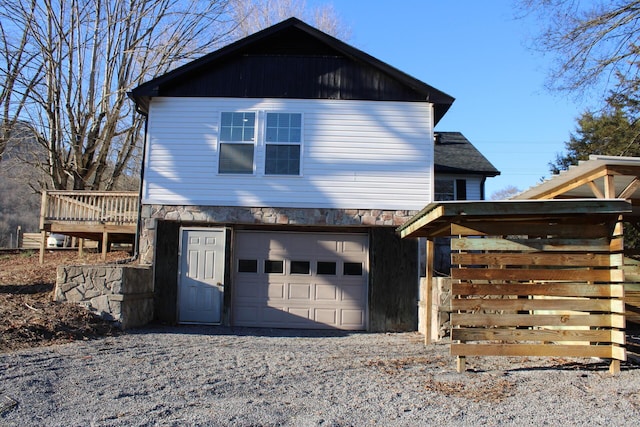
xmin=434 ymin=132 xmax=500 ymax=177
xmin=129 ymin=17 xmax=455 ymax=124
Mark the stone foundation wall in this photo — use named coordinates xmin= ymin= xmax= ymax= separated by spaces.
xmin=138 ymin=205 xmax=418 ymax=265
xmin=54 ymin=264 xmax=153 ymax=329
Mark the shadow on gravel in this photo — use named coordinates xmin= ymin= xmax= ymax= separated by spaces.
xmin=500 ymin=360 xmax=640 ymax=373
xmin=126 ymin=323 xmax=356 ymax=339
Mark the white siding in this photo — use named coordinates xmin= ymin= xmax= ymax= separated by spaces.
xmin=143 ymin=97 xmax=434 ymax=210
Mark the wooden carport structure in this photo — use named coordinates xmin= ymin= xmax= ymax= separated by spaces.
xmin=514 ymin=155 xmax=640 ymax=326
xmin=398 ymin=199 xmax=631 ymax=374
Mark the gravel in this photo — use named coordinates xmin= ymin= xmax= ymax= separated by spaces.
xmin=1 ymin=325 xmax=639 ymax=426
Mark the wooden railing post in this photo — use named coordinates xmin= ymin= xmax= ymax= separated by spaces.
xmin=39 ymin=191 xmax=48 ymax=264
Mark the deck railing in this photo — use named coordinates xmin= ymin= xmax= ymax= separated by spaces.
xmin=40 ymin=190 xmax=139 ymax=227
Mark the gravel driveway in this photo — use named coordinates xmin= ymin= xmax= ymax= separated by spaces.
xmin=1 ymin=325 xmax=639 ymax=426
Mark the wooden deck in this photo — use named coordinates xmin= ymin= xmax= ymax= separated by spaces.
xmin=39 ymin=190 xmax=138 ymax=261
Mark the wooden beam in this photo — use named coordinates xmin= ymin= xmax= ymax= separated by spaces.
xmin=618 ymin=177 xmax=640 ymax=199
xmin=605 ymin=174 xmax=616 ymax=198
xmin=588 ymin=181 xmax=605 ymax=198
xmin=451 ymin=237 xmax=623 ymax=252
xmin=526 ymin=167 xmax=610 ymax=200
xmin=450 ymin=222 xmax=612 ymax=239
xmin=399 ymin=205 xmax=445 ymax=238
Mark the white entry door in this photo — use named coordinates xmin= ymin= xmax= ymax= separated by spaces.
xmin=178 ymin=228 xmax=226 ymax=324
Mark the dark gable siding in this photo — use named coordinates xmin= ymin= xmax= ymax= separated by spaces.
xmin=161 ymin=55 xmax=424 ymax=101
xmin=158 ymin=27 xmax=426 ymax=101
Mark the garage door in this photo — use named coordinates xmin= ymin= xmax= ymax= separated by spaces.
xmin=232 ymin=231 xmax=368 ymax=330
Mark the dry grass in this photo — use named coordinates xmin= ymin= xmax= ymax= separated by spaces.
xmin=0 ymin=250 xmax=130 ymax=352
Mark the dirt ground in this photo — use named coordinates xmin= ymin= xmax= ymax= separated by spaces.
xmin=0 ymin=250 xmax=131 ymax=352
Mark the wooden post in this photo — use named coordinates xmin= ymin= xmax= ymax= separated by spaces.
xmin=39 ymin=230 xmax=46 ymax=264
xmin=604 ymin=174 xmax=615 ymax=198
xmin=101 ymin=229 xmax=108 ymax=260
xmin=457 ymin=356 xmax=466 ymax=373
xmin=39 ymin=191 xmax=48 ymax=264
xmin=78 ymin=238 xmax=85 ymax=257
xmin=425 ymin=238 xmax=434 ymax=345
xmin=609 ymin=359 xmax=620 ymax=376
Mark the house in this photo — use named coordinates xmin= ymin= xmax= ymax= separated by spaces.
xmin=128 ymin=18 xmax=496 ymax=331
xmin=433 ymin=132 xmax=500 ymax=201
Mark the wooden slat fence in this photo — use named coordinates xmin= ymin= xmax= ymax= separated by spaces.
xmin=449 ymin=220 xmax=626 ymax=373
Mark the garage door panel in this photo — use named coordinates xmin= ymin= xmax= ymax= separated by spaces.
xmin=315 ymin=284 xmax=338 ymax=301
xmin=267 ymin=283 xmax=285 ymax=298
xmin=343 ymin=240 xmax=366 ymax=253
xmin=233 ymin=232 xmax=368 ymax=330
xmin=289 ymin=283 xmax=312 ymax=300
xmin=315 ymin=308 xmax=337 ymax=324
xmin=341 ymin=309 xmax=365 ymax=326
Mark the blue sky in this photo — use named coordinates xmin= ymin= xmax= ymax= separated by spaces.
xmin=319 ymin=0 xmax=591 ymax=198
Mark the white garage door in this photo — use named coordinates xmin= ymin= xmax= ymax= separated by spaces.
xmin=232 ymin=231 xmax=368 ymax=330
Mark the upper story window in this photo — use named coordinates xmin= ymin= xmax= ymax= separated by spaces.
xmin=435 ymin=178 xmax=467 ymax=201
xmin=265 ymin=113 xmax=302 ymax=175
xmin=219 ymin=112 xmax=255 ymax=174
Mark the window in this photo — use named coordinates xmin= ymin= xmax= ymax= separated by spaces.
xmin=219 ymin=112 xmax=255 ymax=174
xmin=265 ymin=113 xmax=302 ymax=175
xmin=435 ymin=179 xmax=466 ymax=201
xmin=238 ymin=259 xmax=258 ymax=273
xmin=265 ymin=260 xmax=284 ymax=274
xmin=343 ymin=262 xmax=363 ymax=276
xmin=290 ymin=261 xmax=310 ymax=275
xmin=317 ymin=261 xmax=337 ymax=275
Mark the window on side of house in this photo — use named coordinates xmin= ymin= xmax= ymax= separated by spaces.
xmin=435 ymin=179 xmax=467 ymax=201
xmin=218 ymin=112 xmax=256 ymax=174
xmin=265 ymin=112 xmax=302 ymax=175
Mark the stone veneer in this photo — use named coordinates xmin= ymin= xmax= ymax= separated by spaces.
xmin=54 ymin=264 xmax=154 ymax=329
xmin=138 ymin=205 xmax=418 ymax=265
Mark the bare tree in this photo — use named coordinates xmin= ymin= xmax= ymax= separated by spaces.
xmin=0 ymin=0 xmax=43 ymax=163
xmin=518 ymin=0 xmax=640 ymax=99
xmin=1 ymin=0 xmax=348 ymax=191
xmin=229 ymin=0 xmax=350 ymax=39
xmin=490 ymin=185 xmax=522 ymax=200
xmin=0 ymin=0 xmax=239 ymax=190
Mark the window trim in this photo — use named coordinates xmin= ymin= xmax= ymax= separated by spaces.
xmin=217 ymin=111 xmax=257 ymax=175
xmin=263 ymin=111 xmax=304 ymax=177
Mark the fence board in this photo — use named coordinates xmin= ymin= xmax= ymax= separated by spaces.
xmin=451 ymin=298 xmax=624 ymax=313
xmin=451 ymin=252 xmax=622 ymax=267
xmin=452 ymin=283 xmax=624 ymax=298
xmin=451 ymin=343 xmax=623 ymax=359
xmin=451 ymin=268 xmax=620 ymax=282
xmin=451 ymin=328 xmax=624 ymax=344
xmin=451 ymin=313 xmax=625 ymax=328
xmin=451 ymin=237 xmax=623 ymax=252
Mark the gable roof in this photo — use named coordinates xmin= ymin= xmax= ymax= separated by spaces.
xmin=434 ymin=132 xmax=500 ymax=177
xmin=513 ymin=155 xmax=640 ymax=204
xmin=129 ymin=17 xmax=455 ymax=124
